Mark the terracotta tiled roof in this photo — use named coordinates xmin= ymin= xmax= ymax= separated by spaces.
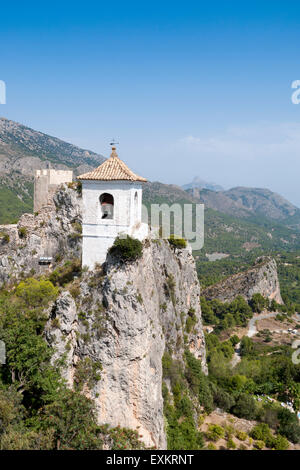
xmin=77 ymin=147 xmax=147 ymax=182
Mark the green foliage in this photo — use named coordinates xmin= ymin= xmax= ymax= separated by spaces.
xmin=163 ymin=388 xmax=204 ymax=450
xmin=109 ymin=236 xmax=143 ymax=262
xmin=18 ymin=226 xmax=27 ymax=239
xmin=0 ymin=231 xmax=10 ymax=244
xmin=185 ymin=308 xmax=197 ymax=334
xmin=272 ymin=434 xmax=289 ymax=450
xmin=254 ymin=440 xmax=264 ymax=449
xmin=206 ymin=424 xmax=224 ymax=441
xmin=277 ymin=408 xmax=300 ymax=444
xmin=74 ymin=357 xmax=102 ymax=391
xmin=250 ymin=423 xmax=272 ymax=442
xmin=201 ymin=295 xmax=253 ymax=331
xmin=16 ymin=278 xmax=58 ymax=307
xmin=184 ymin=350 xmax=214 ymax=412
xmin=98 ymin=425 xmax=146 ymax=450
xmin=226 ymin=438 xmax=236 ymax=449
xmin=0 ymin=279 xmax=146 ymax=450
xmin=240 ymin=336 xmax=255 ymax=357
xmin=49 ymin=259 xmax=81 ymax=286
xmin=38 ymin=389 xmax=102 ymax=450
xmin=232 ymin=393 xmax=258 ymax=420
xmin=0 ymin=182 xmax=33 ymax=225
xmin=249 ymin=293 xmax=269 ymax=313
xmin=236 ymin=430 xmax=247 ymax=441
xmin=162 ymin=350 xmax=206 ymax=450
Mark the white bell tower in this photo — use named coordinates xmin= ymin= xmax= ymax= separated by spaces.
xmin=78 ymin=146 xmax=148 ymax=269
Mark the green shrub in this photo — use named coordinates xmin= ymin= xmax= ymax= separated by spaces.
xmin=184 ymin=350 xmax=214 ymax=413
xmin=109 ymin=236 xmax=143 ymax=262
xmin=236 ymin=430 xmax=248 ymax=441
xmin=206 ymin=424 xmax=225 ymax=442
xmin=206 ymin=442 xmax=217 ymax=450
xmin=226 ymin=438 xmax=236 ymax=449
xmin=18 ymin=227 xmax=27 ymax=239
xmin=249 ymin=293 xmax=268 ymax=313
xmin=168 ymin=235 xmax=187 ymax=249
xmin=250 ymin=423 xmax=272 ymax=443
xmin=277 ymin=408 xmax=300 ymax=444
xmin=16 ymin=278 xmax=58 ymax=307
xmin=272 ymin=434 xmax=289 ymax=450
xmin=49 ymin=259 xmax=81 ymax=286
xmin=254 ymin=440 xmax=265 ymax=450
xmin=232 ymin=393 xmax=257 ymax=420
xmin=0 ymin=232 xmax=10 ymax=243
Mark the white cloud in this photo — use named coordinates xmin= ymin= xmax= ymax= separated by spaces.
xmin=172 ymin=121 xmax=300 ymax=206
xmin=178 ymin=122 xmax=300 ymax=163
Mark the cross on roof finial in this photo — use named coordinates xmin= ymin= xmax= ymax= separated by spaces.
xmin=110 ymin=139 xmax=119 ymax=157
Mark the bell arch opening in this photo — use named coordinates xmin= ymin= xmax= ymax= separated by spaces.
xmin=100 ymin=193 xmax=114 ymax=219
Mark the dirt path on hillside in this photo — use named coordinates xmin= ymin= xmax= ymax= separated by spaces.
xmin=231 ymin=312 xmax=278 ymax=367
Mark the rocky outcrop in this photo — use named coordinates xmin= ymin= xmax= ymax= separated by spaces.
xmin=0 ymin=184 xmax=82 ymax=286
xmin=203 ymin=257 xmax=283 ymax=304
xmin=0 ymin=180 xmax=207 ymax=449
xmin=45 ymin=240 xmax=206 ymax=449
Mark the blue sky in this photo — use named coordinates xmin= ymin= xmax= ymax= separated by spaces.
xmin=2 ymin=1 xmax=300 ymax=205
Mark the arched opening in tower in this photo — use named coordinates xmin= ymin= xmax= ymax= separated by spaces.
xmin=100 ymin=193 xmax=114 ymax=219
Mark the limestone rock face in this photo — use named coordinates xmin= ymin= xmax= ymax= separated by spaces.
xmin=0 ymin=184 xmax=82 ymax=286
xmin=203 ymin=257 xmax=283 ymax=304
xmin=0 ymin=181 xmax=207 ymax=449
xmin=45 ymin=240 xmax=206 ymax=449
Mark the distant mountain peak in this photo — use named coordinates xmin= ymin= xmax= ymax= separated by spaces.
xmin=182 ymin=177 xmax=224 ymax=192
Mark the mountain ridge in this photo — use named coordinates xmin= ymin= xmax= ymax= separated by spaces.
xmin=0 ymin=117 xmax=105 ymax=222
xmin=185 ymin=185 xmax=300 ymax=229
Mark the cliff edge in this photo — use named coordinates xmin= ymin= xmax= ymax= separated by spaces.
xmin=203 ymin=257 xmax=283 ymax=304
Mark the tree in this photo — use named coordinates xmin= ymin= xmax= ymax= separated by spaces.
xmin=249 ymin=293 xmax=268 ymax=313
xmin=39 ymin=389 xmax=102 ymax=450
xmin=15 ymin=278 xmax=58 ymax=307
xmin=240 ymin=336 xmax=254 ymax=356
xmin=232 ymin=393 xmax=257 ymax=420
xmin=109 ymin=236 xmax=143 ymax=262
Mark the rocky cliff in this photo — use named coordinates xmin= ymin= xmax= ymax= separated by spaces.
xmin=203 ymin=257 xmax=283 ymax=304
xmin=0 ymin=184 xmax=207 ymax=449
xmin=0 ymin=184 xmax=82 ymax=286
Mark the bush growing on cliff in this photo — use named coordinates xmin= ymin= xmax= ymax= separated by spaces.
xmin=49 ymin=259 xmax=82 ymax=286
xmin=249 ymin=293 xmax=269 ymax=313
xmin=109 ymin=236 xmax=143 ymax=262
xmin=18 ymin=226 xmax=27 ymax=239
xmin=184 ymin=350 xmax=214 ymax=413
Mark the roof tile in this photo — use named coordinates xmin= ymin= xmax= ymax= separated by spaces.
xmin=77 ymin=148 xmax=147 ymax=182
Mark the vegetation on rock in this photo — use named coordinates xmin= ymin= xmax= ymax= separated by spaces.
xmin=109 ymin=235 xmax=143 ymax=262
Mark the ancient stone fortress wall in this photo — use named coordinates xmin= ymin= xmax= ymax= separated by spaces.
xmin=34 ymin=169 xmax=73 ymax=212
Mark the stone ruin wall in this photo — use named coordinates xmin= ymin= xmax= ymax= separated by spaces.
xmin=34 ymin=169 xmax=73 ymax=212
